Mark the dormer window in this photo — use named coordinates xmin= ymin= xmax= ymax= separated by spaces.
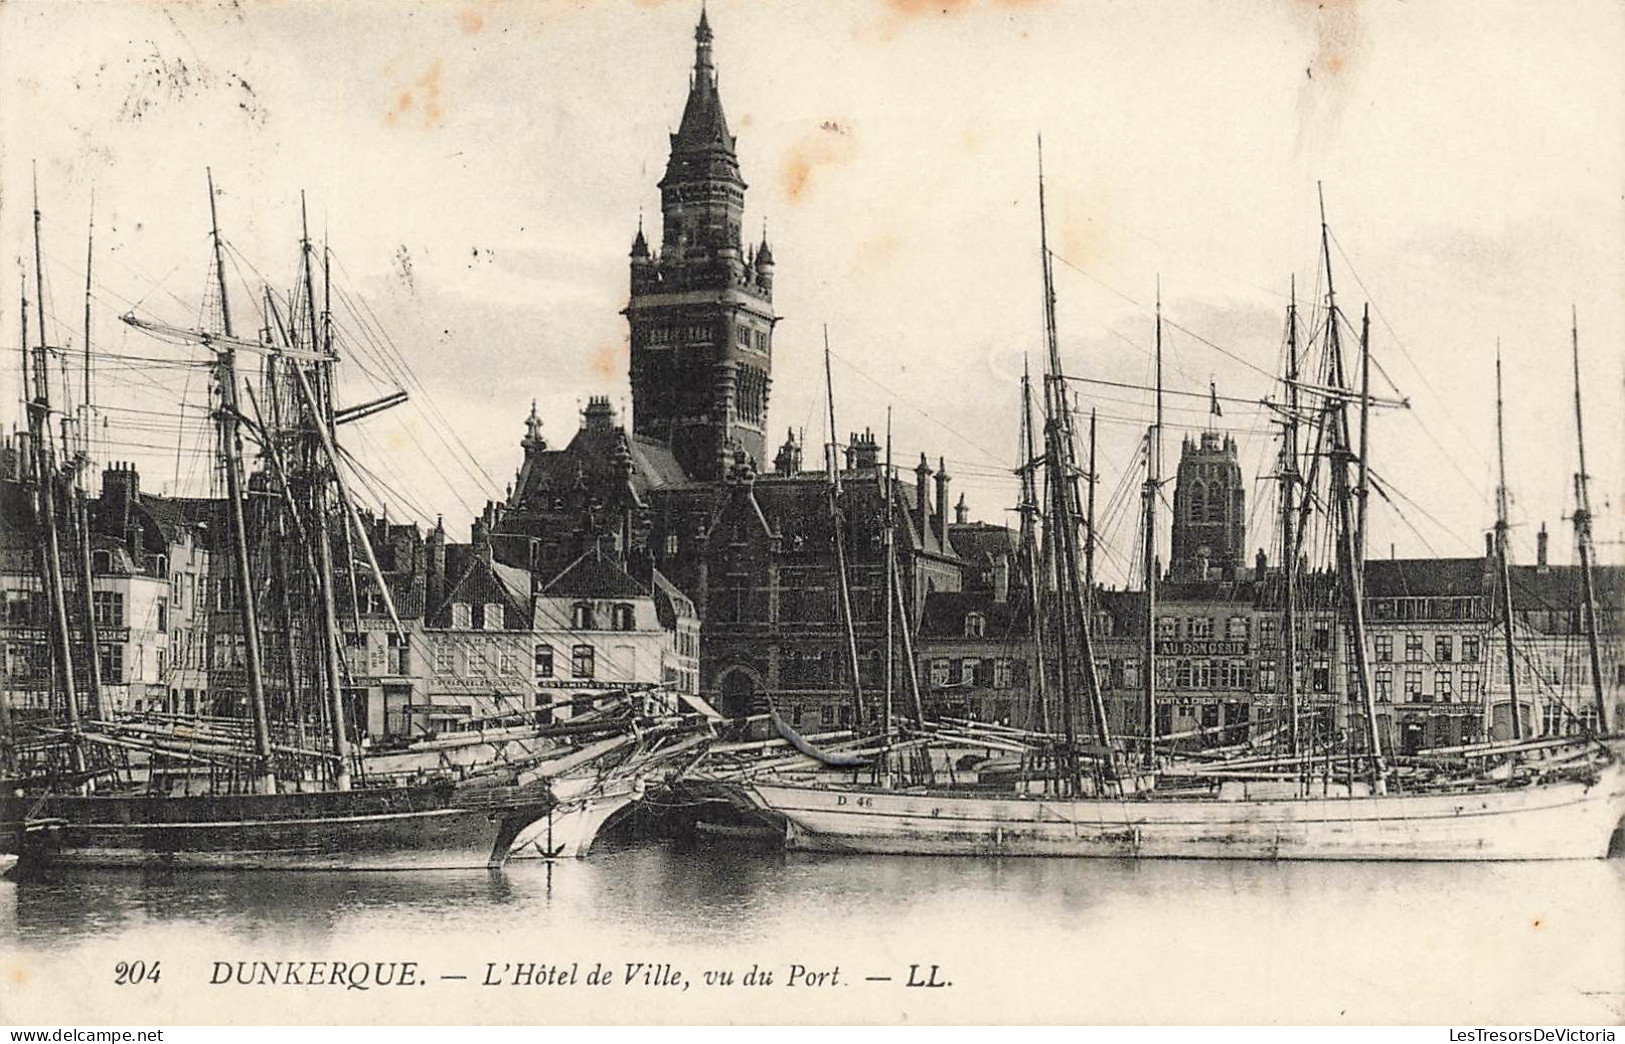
xmin=612 ymin=603 xmax=635 ymax=631
xmin=92 ymin=549 xmax=112 ymax=573
xmin=483 ymin=602 xmax=504 ymax=631
xmin=452 ymin=603 xmax=472 ymax=630
xmin=965 ymin=612 xmax=986 ymax=639
xmin=572 ymin=602 xmax=596 ymax=630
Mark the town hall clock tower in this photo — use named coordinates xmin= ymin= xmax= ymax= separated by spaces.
xmin=625 ymin=10 xmax=777 ymax=483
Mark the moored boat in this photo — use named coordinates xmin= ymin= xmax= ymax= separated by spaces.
xmin=2 ymin=780 xmax=551 ymax=871
xmin=711 ymin=167 xmax=1624 ymax=863
xmin=744 ymin=752 xmax=1625 ymax=860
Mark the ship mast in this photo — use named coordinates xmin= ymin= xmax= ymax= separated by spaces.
xmin=1018 ymin=358 xmax=1050 ymax=732
xmin=29 ymin=174 xmax=88 ymax=779
xmin=1493 ymin=347 xmax=1522 ymax=740
xmin=883 ymin=406 xmax=895 ymax=754
xmin=1140 ymin=289 xmax=1163 ymax=766
xmin=1085 ymin=407 xmax=1097 ymax=600
xmin=1567 ymin=311 xmax=1609 ymax=735
xmin=75 ymin=202 xmax=106 ymax=723
xmin=207 ymin=170 xmax=278 ymax=795
xmin=1318 ymin=188 xmax=1386 ymax=790
xmin=824 ymin=329 xmax=865 ymax=729
xmin=1280 ymin=278 xmax=1302 ymax=759
xmin=1356 ymin=305 xmax=1371 ymax=563
xmin=299 ymin=198 xmax=352 ymax=790
xmin=1037 ymin=139 xmax=1113 ymax=787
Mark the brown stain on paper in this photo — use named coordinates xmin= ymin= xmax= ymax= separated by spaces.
xmin=780 ymin=120 xmax=858 ymax=204
xmin=386 ymin=59 xmax=446 ymax=130
xmin=590 ymin=340 xmax=628 ymax=381
xmin=1292 ymin=0 xmax=1365 ymax=148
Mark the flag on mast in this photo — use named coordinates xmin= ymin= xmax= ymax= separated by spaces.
xmin=1209 ymin=379 xmax=1223 ymax=419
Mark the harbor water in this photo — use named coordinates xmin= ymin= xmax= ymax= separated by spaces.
xmin=2 ymin=836 xmax=1622 ymax=1024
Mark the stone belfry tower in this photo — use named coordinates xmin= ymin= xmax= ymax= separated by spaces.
xmin=1169 ymin=430 xmax=1247 ymax=582
xmin=625 ymin=9 xmax=777 ymax=483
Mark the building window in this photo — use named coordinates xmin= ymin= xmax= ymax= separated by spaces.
xmin=1461 ymin=636 xmax=1481 ymax=663
xmin=98 ymin=643 xmax=123 ymax=684
xmin=612 ymin=604 xmax=635 ymax=632
xmin=1435 ymin=670 xmax=1453 ymax=703
xmin=665 ymin=533 xmax=679 ymax=557
xmin=1258 ymin=659 xmax=1277 ymax=693
xmin=929 ymin=658 xmax=950 ymax=687
xmin=572 ymin=602 xmax=596 ymax=630
xmin=1375 ymin=669 xmax=1393 ymax=703
xmin=820 ymin=704 xmax=835 ymax=726
xmin=92 ymin=591 xmax=125 ymax=628
xmin=1158 ymin=616 xmax=1179 ymax=640
xmin=1374 ymin=634 xmax=1393 ymax=663
xmin=1259 ymin=617 xmax=1278 ymax=647
xmin=1404 ymin=669 xmax=1423 ymax=701
xmin=468 ymin=646 xmax=489 ymax=677
xmin=1312 ymin=660 xmax=1330 ymax=693
xmin=965 ymin=612 xmax=986 ymax=639
xmin=3 ymin=590 xmax=35 ymax=626
xmin=1435 ymin=635 xmax=1453 ymax=663
xmin=1189 ymin=617 xmax=1215 ymax=639
xmin=483 ymin=603 xmax=505 ymax=631
xmin=433 ymin=645 xmax=454 ymax=674
xmin=535 ymin=646 xmax=554 ymax=678
xmin=452 ymin=603 xmax=472 ymax=629
xmin=571 ymin=644 xmax=595 ymax=679
xmin=960 ymin=658 xmax=981 ymax=686
xmin=1405 ymin=633 xmax=1423 ymax=662
xmin=1460 ymin=669 xmax=1480 ymax=701
xmin=1226 ymin=616 xmax=1249 ymax=642
xmin=992 ymin=659 xmax=1013 ymax=689
xmin=1312 ymin=622 xmax=1330 ymax=652
xmin=1175 ymin=660 xmax=1193 ymax=688
xmin=499 ymin=647 xmax=518 ymax=675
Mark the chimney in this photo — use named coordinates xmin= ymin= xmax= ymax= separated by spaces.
xmin=101 ymin=461 xmax=139 ymax=515
xmin=914 ymin=454 xmax=932 ymax=544
xmin=426 ymin=516 xmax=447 ymax=612
xmin=954 ymin=493 xmax=968 ymax=526
xmin=582 ymin=395 xmax=616 ymax=431
xmin=774 ymin=429 xmax=801 ymax=476
xmin=993 ymin=554 xmax=1010 ymax=604
xmin=847 ymin=429 xmax=879 ymax=472
xmin=935 ymin=457 xmax=950 ymax=551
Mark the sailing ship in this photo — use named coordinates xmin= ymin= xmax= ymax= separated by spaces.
xmin=0 ymin=173 xmax=695 ymax=870
xmin=710 ymin=163 xmax=1625 ymax=861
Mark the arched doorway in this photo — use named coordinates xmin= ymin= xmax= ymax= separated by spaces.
xmin=715 ymin=666 xmax=762 ymax=720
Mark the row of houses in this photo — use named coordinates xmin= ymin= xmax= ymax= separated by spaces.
xmin=0 ymin=450 xmax=700 ymax=745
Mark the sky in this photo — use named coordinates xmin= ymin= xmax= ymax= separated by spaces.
xmin=2 ymin=0 xmax=1621 ymax=587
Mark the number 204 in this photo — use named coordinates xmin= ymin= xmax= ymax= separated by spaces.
xmin=114 ymin=960 xmax=161 ymax=985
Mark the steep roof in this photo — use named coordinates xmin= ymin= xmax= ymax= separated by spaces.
xmin=918 ymin=589 xmax=1032 ymax=641
xmin=1362 ymin=557 xmax=1491 ymax=599
xmin=541 ymin=549 xmax=648 ymax=600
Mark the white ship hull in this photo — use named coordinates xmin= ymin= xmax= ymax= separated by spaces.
xmin=507 ymin=776 xmax=643 ymax=860
xmin=743 ymin=760 xmax=1625 ymax=861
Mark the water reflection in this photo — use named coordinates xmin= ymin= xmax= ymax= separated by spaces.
xmin=4 ymin=840 xmax=1623 ymax=1022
